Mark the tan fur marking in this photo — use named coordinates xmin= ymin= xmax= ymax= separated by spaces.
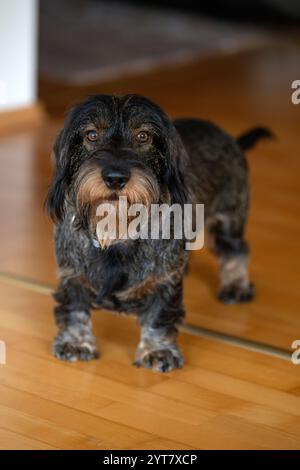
xmin=220 ymin=255 xmax=249 ymax=288
xmin=75 ymin=162 xmax=160 ymax=249
xmin=135 ymin=328 xmax=178 ymax=362
xmin=116 ymin=269 xmax=182 ymax=301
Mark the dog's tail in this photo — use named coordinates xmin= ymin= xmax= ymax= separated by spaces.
xmin=237 ymin=126 xmax=274 ymax=151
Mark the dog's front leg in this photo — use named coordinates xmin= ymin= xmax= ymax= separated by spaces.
xmin=134 ymin=282 xmax=185 ymax=373
xmin=52 ymin=280 xmax=99 ymax=362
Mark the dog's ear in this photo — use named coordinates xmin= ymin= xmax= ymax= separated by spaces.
xmin=45 ymin=129 xmax=70 ymax=222
xmin=164 ymin=127 xmax=189 ymax=206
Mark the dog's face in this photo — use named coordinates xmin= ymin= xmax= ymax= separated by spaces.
xmin=46 ymin=94 xmax=188 ymax=243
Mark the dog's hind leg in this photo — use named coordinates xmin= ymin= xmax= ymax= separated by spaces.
xmin=207 ymin=212 xmax=255 ymax=304
xmin=52 ymin=276 xmax=99 ymax=362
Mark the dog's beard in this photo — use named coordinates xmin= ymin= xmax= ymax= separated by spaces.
xmin=75 ymin=164 xmax=160 ymax=248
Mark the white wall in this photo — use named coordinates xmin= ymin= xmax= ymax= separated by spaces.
xmin=0 ymin=0 xmax=38 ymax=112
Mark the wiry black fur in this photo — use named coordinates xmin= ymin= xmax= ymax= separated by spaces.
xmin=237 ymin=126 xmax=274 ymax=151
xmin=46 ymin=94 xmax=271 ymax=371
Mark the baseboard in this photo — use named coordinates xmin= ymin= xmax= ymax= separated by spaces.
xmin=0 ymin=102 xmax=45 ymax=134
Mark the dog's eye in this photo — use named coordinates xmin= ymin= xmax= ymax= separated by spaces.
xmin=136 ymin=131 xmax=150 ymax=143
xmin=86 ymin=130 xmax=99 ymax=142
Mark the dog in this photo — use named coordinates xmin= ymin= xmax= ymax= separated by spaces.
xmin=46 ymin=94 xmax=272 ymax=372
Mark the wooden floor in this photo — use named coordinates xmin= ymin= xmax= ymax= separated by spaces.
xmin=0 ymin=43 xmax=300 ymax=449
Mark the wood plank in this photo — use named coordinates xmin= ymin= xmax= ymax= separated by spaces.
xmin=0 ymin=427 xmax=56 ymax=450
xmin=0 ymin=281 xmax=299 ymax=449
xmin=0 ymin=103 xmax=45 ymax=136
xmin=0 ymin=401 xmax=105 ymax=450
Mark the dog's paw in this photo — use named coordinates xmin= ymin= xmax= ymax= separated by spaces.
xmin=218 ymin=282 xmax=255 ymax=304
xmin=134 ymin=347 xmax=184 ymax=373
xmin=53 ymin=331 xmax=99 ymax=362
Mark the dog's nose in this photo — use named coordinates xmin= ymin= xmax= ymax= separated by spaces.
xmin=102 ymin=168 xmax=130 ymax=190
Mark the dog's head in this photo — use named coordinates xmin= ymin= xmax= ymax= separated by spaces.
xmin=46 ymin=94 xmax=189 ymax=245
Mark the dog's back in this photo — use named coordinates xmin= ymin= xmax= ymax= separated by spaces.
xmin=174 ymin=118 xmax=272 ymax=214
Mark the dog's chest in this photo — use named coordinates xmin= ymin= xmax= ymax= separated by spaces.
xmin=84 ymin=239 xmax=185 ymax=309
xmin=84 ymin=241 xmax=154 ymax=301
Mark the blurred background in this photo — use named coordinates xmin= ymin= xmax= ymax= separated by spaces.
xmin=0 ymin=0 xmax=300 ymax=115
xmin=0 ymin=0 xmax=300 ymax=451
